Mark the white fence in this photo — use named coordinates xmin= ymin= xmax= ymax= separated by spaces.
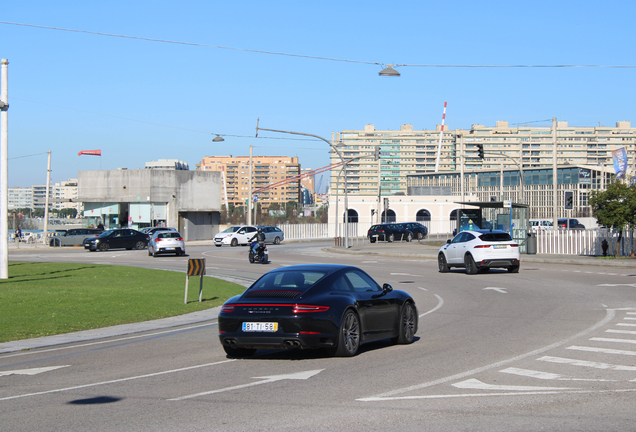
xmin=278 ymin=223 xmax=635 ymax=257
xmin=535 ymin=229 xmax=635 ymax=256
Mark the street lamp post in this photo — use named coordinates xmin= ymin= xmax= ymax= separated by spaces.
xmin=488 ymin=151 xmax=525 ymax=204
xmin=255 ymin=125 xmax=350 ymax=248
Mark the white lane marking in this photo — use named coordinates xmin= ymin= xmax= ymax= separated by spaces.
xmin=539 ymin=355 xmax=636 ymax=371
xmin=591 ymin=337 xmax=636 ymax=345
xmin=500 ymin=367 xmax=564 ymax=380
xmin=628 ymin=312 xmax=636 ymax=315
xmin=617 ymin=323 xmax=636 ymax=327
xmin=419 ymin=294 xmax=443 ymax=318
xmin=452 ymin=378 xmax=572 ymax=391
xmin=358 ymin=307 xmax=617 ymax=401
xmin=624 ymin=317 xmax=636 ymax=320
xmin=597 ymin=283 xmax=636 ymax=287
xmin=0 ymin=365 xmax=70 ymax=377
xmin=568 ymin=346 xmax=636 ymax=356
xmin=390 ymin=273 xmax=422 ymax=277
xmin=483 ymin=287 xmax=507 ymax=293
xmin=607 ymin=329 xmax=636 ymax=335
xmin=358 ymin=388 xmax=636 ymax=402
xmin=0 ymin=360 xmax=235 ymax=401
xmin=499 ymin=367 xmax=615 ymax=382
xmin=0 ymin=322 xmax=216 ymax=358
xmin=168 ymin=369 xmax=324 ymax=401
xmin=361 ymin=261 xmax=378 ymax=264
xmin=417 ymin=287 xmax=428 ymax=291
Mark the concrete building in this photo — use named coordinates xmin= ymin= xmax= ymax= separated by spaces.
xmin=8 ymin=186 xmax=33 ymax=211
xmin=78 ymin=169 xmax=222 ymax=241
xmin=331 ymin=121 xmax=636 ymax=198
xmin=197 ymin=155 xmax=301 ymax=212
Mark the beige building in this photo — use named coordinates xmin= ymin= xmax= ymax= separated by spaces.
xmin=197 ymin=155 xmax=301 ymax=211
xmin=331 ymin=121 xmax=636 ymax=198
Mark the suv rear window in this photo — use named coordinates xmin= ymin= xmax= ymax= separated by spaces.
xmin=479 ymin=233 xmax=512 ymax=242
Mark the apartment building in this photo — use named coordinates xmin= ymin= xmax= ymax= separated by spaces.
xmin=197 ymin=155 xmax=301 ymax=211
xmin=9 ymin=178 xmax=80 ymax=214
xmin=331 ymin=121 xmax=636 ymax=198
xmin=145 ymin=159 xmax=190 ymax=170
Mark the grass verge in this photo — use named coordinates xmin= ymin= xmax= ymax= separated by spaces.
xmin=0 ymin=261 xmax=246 ymax=343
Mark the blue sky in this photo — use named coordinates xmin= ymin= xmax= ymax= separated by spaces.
xmin=2 ymin=1 xmax=635 ymax=189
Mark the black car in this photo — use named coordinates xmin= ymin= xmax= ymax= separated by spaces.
xmin=558 ymin=218 xmax=585 ymax=229
xmin=84 ymin=228 xmax=150 ymax=251
xmin=218 ymin=264 xmax=417 ymax=358
xmin=398 ymin=222 xmax=428 ymax=240
xmin=367 ymin=223 xmax=414 ymax=243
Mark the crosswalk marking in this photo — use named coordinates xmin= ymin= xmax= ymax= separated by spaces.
xmin=616 ymin=323 xmax=636 ymax=327
xmin=568 ymin=346 xmax=636 ymax=356
xmin=538 ymin=355 xmax=636 ymax=371
xmin=591 ymin=337 xmax=636 ymax=345
xmin=606 ymin=329 xmax=636 ymax=335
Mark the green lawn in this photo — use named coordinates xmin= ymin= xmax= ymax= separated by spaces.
xmin=0 ymin=261 xmax=247 ymax=343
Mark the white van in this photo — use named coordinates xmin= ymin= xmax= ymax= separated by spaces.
xmin=529 ymin=219 xmax=553 ymax=231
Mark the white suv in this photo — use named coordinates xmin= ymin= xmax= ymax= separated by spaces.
xmin=438 ymin=229 xmax=520 ymax=274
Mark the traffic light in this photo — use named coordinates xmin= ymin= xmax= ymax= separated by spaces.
xmin=374 ymin=146 xmax=380 ymax=160
xmin=477 ymin=144 xmax=484 ymax=159
xmin=564 ymin=190 xmax=574 ymax=210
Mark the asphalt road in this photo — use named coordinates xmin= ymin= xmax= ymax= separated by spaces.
xmin=2 ymin=241 xmax=636 ymax=431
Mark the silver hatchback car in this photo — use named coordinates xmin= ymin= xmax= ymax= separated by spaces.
xmin=148 ymin=230 xmax=186 ymax=257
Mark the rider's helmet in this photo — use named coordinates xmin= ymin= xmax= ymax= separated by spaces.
xmin=257 ymin=227 xmax=263 ymax=233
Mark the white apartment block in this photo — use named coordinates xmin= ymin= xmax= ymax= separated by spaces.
xmin=9 ymin=179 xmax=80 ymax=214
xmin=330 ymin=121 xmax=636 ymax=198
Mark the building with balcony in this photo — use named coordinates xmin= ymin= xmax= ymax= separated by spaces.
xmin=331 ymin=121 xmax=635 ymax=199
xmin=197 ymin=155 xmax=301 ymax=212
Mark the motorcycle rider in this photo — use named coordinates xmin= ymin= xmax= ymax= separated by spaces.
xmin=249 ymin=227 xmax=266 ymax=257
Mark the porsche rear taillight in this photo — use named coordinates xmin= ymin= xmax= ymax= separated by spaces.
xmin=220 ymin=305 xmax=235 ymax=313
xmin=293 ymin=305 xmax=329 ymax=313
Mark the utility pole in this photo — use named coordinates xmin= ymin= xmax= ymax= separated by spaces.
xmin=43 ymin=151 xmax=51 ymax=243
xmin=1 ymin=59 xmax=8 ymax=279
xmin=552 ymin=117 xmax=558 ymax=229
xmin=247 ymin=145 xmax=252 ymax=225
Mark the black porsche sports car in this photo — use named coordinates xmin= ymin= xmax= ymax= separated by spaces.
xmin=218 ymin=264 xmax=418 ymax=358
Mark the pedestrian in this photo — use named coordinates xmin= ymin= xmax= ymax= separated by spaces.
xmin=97 ymin=221 xmax=104 ymax=231
xmin=15 ymin=227 xmax=22 ymax=242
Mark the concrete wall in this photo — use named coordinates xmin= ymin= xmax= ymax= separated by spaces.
xmin=78 ymin=169 xmax=222 ymax=240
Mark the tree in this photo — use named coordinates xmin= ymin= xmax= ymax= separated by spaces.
xmin=588 ymin=180 xmax=636 ymax=257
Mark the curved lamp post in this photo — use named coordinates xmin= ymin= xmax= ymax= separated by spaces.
xmin=255 ymin=125 xmax=350 ymax=248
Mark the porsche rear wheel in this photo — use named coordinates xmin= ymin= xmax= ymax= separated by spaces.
xmin=393 ymin=302 xmax=417 ymax=345
xmin=334 ymin=310 xmax=360 ymax=357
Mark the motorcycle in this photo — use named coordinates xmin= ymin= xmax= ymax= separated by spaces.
xmin=248 ymin=241 xmax=269 ymax=264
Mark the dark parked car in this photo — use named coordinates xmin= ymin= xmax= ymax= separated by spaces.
xmin=218 ymin=264 xmax=417 ymax=358
xmin=367 ymin=223 xmax=414 ymax=243
xmin=558 ymin=218 xmax=585 ymax=229
xmin=398 ymin=222 xmax=428 ymax=240
xmin=84 ymin=228 xmax=150 ymax=251
xmin=49 ymin=228 xmax=102 ymax=247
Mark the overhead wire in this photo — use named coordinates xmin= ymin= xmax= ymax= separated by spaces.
xmin=2 ymin=21 xmax=635 ymax=69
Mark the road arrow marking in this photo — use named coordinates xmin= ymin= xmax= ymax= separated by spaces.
xmin=168 ymin=369 xmax=324 ymax=401
xmin=483 ymin=287 xmax=507 ymax=293
xmin=0 ymin=365 xmax=70 ymax=377
xmin=452 ymin=378 xmax=573 ymax=391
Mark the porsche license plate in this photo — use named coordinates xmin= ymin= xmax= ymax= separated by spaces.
xmin=242 ymin=322 xmax=278 ymax=332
